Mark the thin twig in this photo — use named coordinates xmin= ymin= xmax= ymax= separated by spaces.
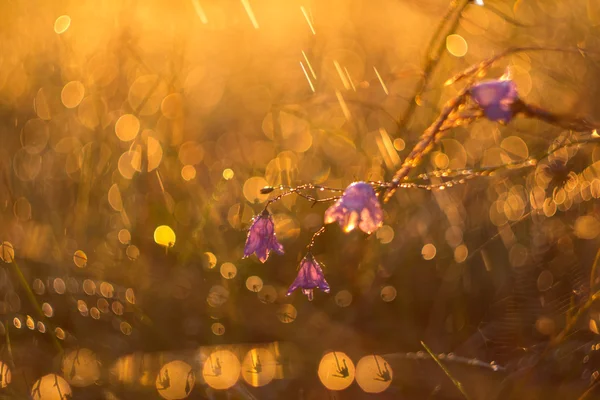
xmin=396 ymin=0 xmax=471 ymax=134
xmin=445 ymin=46 xmax=594 ymax=86
xmin=306 ymin=226 xmax=327 ymax=251
xmin=421 ymin=341 xmax=472 ymax=400
xmin=578 ymin=377 xmax=600 ymax=400
xmin=384 ymin=88 xmax=470 ymax=202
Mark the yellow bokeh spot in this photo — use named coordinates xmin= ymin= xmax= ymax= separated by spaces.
xmin=355 ymin=355 xmax=393 ymax=393
xmin=220 ymin=262 xmax=237 ymax=279
xmin=211 ymin=322 xmax=225 ymax=335
xmin=422 ymin=243 xmax=437 ymax=260
xmin=202 ymin=252 xmax=217 ymax=269
xmin=318 ymin=352 xmax=355 ymax=390
xmin=381 ymin=286 xmax=398 ymax=303
xmin=178 ymin=141 xmax=204 ymax=165
xmin=62 ymin=348 xmax=101 ymax=388
xmin=446 ymin=34 xmax=468 ymax=57
xmin=155 ymin=360 xmax=195 ymax=400
xmin=73 ymin=250 xmax=87 ymax=268
xmin=126 ymin=245 xmax=140 ymax=261
xmin=223 ymin=168 xmax=234 ymax=180
xmin=115 ymin=114 xmax=140 ymax=142
xmin=181 ymin=165 xmax=196 ymax=181
xmin=120 ymin=321 xmax=132 ymax=335
xmin=26 ymin=315 xmax=34 ymax=330
xmin=0 ymin=241 xmax=15 ymax=263
xmin=203 ymin=350 xmax=240 ymax=390
xmin=276 ymin=304 xmax=297 ymax=323
xmin=118 ymin=229 xmax=131 ymax=244
xmin=246 ymin=276 xmax=263 ymax=292
xmin=55 ymin=327 xmax=66 ymax=340
xmin=108 ymin=184 xmax=123 ymax=211
xmin=154 ymin=225 xmax=176 ymax=247
xmin=61 ymin=81 xmax=85 ymax=109
xmin=454 ymin=244 xmax=469 ymax=263
xmin=393 ymin=138 xmax=405 ymax=151
xmin=241 ymin=348 xmax=276 ymax=387
xmin=160 ymin=93 xmax=184 ymax=119
xmin=0 ymin=360 xmax=11 ymax=388
xmin=31 ymin=374 xmax=72 ymax=400
xmin=243 ymin=176 xmax=270 ymax=203
xmin=54 ymin=15 xmax=71 ymax=34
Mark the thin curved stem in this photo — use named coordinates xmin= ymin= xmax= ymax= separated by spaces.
xmin=306 ymin=226 xmax=327 ymax=251
xmin=396 ymin=0 xmax=471 ymax=136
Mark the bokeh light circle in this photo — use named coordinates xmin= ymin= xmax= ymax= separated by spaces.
xmin=241 ymin=348 xmax=276 ymax=387
xmin=355 ymin=355 xmax=393 ymax=393
xmin=155 ymin=360 xmax=195 ymax=399
xmin=317 ymin=352 xmax=355 ymax=390
xmin=31 ymin=374 xmax=72 ymax=400
xmin=61 ymin=348 xmax=101 ymax=387
xmin=154 ymin=225 xmax=176 ymax=247
xmin=202 ymin=350 xmax=240 ymax=390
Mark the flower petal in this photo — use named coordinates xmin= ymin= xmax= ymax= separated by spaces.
xmin=255 ymin=243 xmax=269 ymax=263
xmin=243 ymin=211 xmax=284 ymax=262
xmin=270 ymin=236 xmax=285 ymax=255
xmin=324 ymin=203 xmax=344 ymax=225
xmin=470 ymin=79 xmax=518 ymax=123
xmin=287 ymin=254 xmax=330 ymax=299
xmin=325 ymin=182 xmax=383 ymax=234
xmin=302 ymin=288 xmax=314 ymax=301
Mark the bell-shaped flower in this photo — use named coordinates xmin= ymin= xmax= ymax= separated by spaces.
xmin=286 ymin=253 xmax=330 ymax=301
xmin=324 ymin=182 xmax=383 ymax=234
xmin=243 ymin=209 xmax=284 ymax=263
xmin=469 ymin=78 xmax=518 ymax=124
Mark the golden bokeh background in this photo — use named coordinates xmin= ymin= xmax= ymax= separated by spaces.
xmin=0 ymin=0 xmax=599 ymax=398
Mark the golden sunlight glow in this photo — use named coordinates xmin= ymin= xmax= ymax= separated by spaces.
xmin=300 ymin=6 xmax=316 ymax=35
xmin=191 ymin=0 xmax=208 ymax=24
xmin=300 ymin=61 xmax=316 ymax=92
xmin=373 ymin=66 xmax=389 ymax=95
xmin=241 ymin=0 xmax=260 ymax=29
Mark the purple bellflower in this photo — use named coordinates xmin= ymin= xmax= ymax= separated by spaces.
xmin=469 ymin=78 xmax=518 ymax=124
xmin=286 ymin=253 xmax=330 ymax=301
xmin=324 ymin=182 xmax=383 ymax=234
xmin=243 ymin=209 xmax=284 ymax=263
